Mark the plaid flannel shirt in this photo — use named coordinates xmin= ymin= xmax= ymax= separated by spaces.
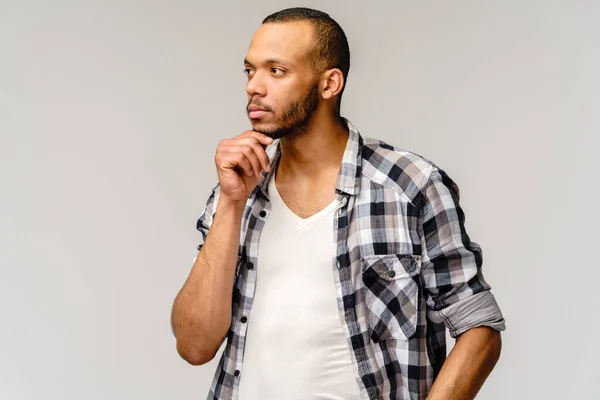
xmin=193 ymin=119 xmax=505 ymax=399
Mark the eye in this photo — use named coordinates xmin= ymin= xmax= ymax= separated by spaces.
xmin=270 ymin=67 xmax=285 ymax=76
xmin=243 ymin=68 xmax=254 ymax=77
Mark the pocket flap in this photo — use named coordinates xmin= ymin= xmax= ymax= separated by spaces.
xmin=362 ymin=254 xmax=420 ymax=281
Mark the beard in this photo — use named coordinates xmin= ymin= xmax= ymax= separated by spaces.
xmin=249 ymin=83 xmax=320 ymax=140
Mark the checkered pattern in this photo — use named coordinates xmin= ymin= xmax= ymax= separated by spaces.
xmin=194 ymin=119 xmax=505 ymax=399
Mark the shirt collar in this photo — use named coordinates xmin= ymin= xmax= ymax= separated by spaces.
xmin=258 ymin=117 xmax=363 ymax=198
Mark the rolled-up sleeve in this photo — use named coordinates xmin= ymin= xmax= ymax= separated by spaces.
xmin=419 ymin=166 xmax=505 ymax=338
xmin=195 ymin=182 xmax=221 ymax=256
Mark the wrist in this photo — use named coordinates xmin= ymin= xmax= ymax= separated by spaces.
xmin=217 ymin=195 xmax=247 ymax=214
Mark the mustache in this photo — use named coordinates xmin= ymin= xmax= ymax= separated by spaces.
xmin=246 ymin=99 xmax=274 ymax=113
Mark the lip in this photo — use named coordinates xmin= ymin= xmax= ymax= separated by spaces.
xmin=247 ymin=104 xmax=267 ymax=112
xmin=249 ymin=110 xmax=268 ymax=119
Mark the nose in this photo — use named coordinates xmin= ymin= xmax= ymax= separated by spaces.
xmin=246 ymin=71 xmax=267 ymax=98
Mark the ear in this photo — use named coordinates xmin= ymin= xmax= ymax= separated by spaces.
xmin=320 ymin=68 xmax=344 ymax=101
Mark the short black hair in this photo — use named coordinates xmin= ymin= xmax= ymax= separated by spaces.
xmin=263 ymin=7 xmax=350 ymax=116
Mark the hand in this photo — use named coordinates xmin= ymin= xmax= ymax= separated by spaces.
xmin=214 ymin=131 xmax=273 ymax=203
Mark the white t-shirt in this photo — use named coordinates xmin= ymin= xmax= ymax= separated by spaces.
xmin=237 ymin=175 xmax=363 ymax=400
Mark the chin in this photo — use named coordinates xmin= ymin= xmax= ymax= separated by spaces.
xmin=251 ymin=121 xmax=277 ymax=136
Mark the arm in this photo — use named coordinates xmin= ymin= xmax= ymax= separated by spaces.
xmin=427 ymin=327 xmax=502 ymax=400
xmin=171 ymin=189 xmax=246 ymax=365
xmin=171 ymin=131 xmax=273 ymax=365
xmin=419 ymin=166 xmax=506 ymax=397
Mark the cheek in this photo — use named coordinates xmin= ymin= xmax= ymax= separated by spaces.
xmin=268 ymin=78 xmax=305 ymax=113
xmin=273 ymin=89 xmax=299 ymax=111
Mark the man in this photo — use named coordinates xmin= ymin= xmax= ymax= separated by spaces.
xmin=171 ymin=7 xmax=505 ymax=400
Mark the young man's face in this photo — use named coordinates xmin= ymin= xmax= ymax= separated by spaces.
xmin=244 ymin=21 xmax=321 ymax=139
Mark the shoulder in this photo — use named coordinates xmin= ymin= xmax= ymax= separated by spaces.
xmin=361 ymin=137 xmax=440 ymax=203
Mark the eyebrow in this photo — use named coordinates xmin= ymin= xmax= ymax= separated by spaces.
xmin=244 ymin=58 xmax=292 ymax=68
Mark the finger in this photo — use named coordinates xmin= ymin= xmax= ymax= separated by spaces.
xmin=236 ymin=153 xmax=255 ymax=177
xmin=222 ymin=148 xmax=254 ymax=177
xmin=249 ymin=142 xmax=271 ymax=172
xmin=237 ymin=145 xmax=263 ymax=179
xmin=244 ymin=131 xmax=274 ymax=146
xmin=235 ymin=138 xmax=271 ymax=172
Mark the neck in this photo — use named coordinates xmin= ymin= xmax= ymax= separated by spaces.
xmin=276 ymin=110 xmax=349 ymax=184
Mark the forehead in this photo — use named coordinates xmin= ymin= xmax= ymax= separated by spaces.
xmin=245 ymin=21 xmax=315 ymax=67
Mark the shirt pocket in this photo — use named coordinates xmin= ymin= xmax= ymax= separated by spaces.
xmin=361 ymin=254 xmax=421 ymax=342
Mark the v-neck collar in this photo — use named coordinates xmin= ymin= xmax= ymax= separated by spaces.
xmin=267 ymin=169 xmax=341 ymax=229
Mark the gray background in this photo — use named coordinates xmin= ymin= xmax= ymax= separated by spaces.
xmin=1 ymin=0 xmax=598 ymax=399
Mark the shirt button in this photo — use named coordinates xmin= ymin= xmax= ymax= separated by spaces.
xmin=259 ymin=210 xmax=266 ymax=218
xmin=234 ymin=370 xmax=240 ymax=377
xmin=388 ymin=270 xmax=396 ymax=277
xmin=240 ymin=316 xmax=248 ymax=323
xmin=247 ymin=262 xmax=254 ymax=270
